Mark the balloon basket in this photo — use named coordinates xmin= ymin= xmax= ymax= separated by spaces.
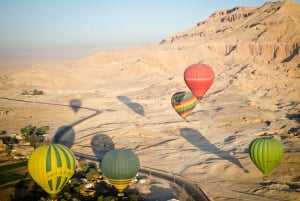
xmin=118 ymin=192 xmax=125 ymax=197
xmin=50 ymin=195 xmax=57 ymax=201
xmin=263 ymin=175 xmax=269 ymax=181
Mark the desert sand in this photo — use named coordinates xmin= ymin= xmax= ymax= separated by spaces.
xmin=0 ymin=1 xmax=300 ymax=200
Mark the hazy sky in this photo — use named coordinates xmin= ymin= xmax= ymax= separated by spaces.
xmin=0 ymin=0 xmax=299 ymax=61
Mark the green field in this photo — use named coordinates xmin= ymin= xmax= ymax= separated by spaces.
xmin=0 ymin=161 xmax=28 ymax=185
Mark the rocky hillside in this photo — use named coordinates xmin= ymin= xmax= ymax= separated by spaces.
xmin=0 ymin=0 xmax=299 ymax=93
xmin=161 ymin=0 xmax=300 ymax=64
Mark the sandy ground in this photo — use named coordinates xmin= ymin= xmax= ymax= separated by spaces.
xmin=0 ymin=45 xmax=299 ymax=200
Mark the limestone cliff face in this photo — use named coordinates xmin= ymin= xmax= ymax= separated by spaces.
xmin=161 ymin=0 xmax=300 ymax=64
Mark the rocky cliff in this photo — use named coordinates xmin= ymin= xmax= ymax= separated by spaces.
xmin=161 ymin=0 xmax=300 ymax=64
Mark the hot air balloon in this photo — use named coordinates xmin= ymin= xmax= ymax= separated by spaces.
xmin=101 ymin=149 xmax=140 ymax=194
xmin=171 ymin=91 xmax=197 ymax=119
xmin=28 ymin=144 xmax=76 ymax=198
xmin=249 ymin=136 xmax=284 ymax=176
xmin=184 ymin=64 xmax=215 ymax=100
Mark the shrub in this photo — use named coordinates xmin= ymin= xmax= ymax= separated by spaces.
xmin=32 ymin=89 xmax=44 ymax=95
xmin=0 ymin=130 xmax=7 ymax=135
xmin=21 ymin=89 xmax=44 ymax=95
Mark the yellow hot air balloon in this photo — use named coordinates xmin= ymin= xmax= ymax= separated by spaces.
xmin=28 ymin=144 xmax=76 ymax=198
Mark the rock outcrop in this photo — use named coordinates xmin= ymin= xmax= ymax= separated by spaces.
xmin=161 ymin=0 xmax=300 ymax=64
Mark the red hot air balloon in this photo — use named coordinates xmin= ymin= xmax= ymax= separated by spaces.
xmin=184 ymin=64 xmax=215 ymax=100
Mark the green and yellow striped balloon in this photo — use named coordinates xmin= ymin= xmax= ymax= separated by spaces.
xmin=171 ymin=91 xmax=197 ymax=119
xmin=28 ymin=144 xmax=76 ymax=197
xmin=101 ymin=149 xmax=140 ymax=193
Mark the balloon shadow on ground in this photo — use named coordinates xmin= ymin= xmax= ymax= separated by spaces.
xmin=180 ymin=127 xmax=248 ymax=173
xmin=52 ymin=125 xmax=75 ymax=148
xmin=91 ymin=134 xmax=115 ymax=162
xmin=53 ymin=99 xmax=102 ymax=148
xmin=117 ymin=96 xmax=145 ymax=116
xmin=69 ymin=99 xmax=82 ymax=113
xmin=0 ymin=96 xmax=102 ymax=150
xmin=143 ymin=184 xmax=175 ymax=201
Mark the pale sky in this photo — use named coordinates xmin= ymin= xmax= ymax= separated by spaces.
xmin=0 ymin=0 xmax=299 ymax=61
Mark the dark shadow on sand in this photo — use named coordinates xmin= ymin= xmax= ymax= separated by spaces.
xmin=91 ymin=133 xmax=115 ymax=161
xmin=51 ymin=99 xmax=102 ymax=148
xmin=180 ymin=127 xmax=249 ymax=172
xmin=53 ymin=125 xmax=75 ymax=148
xmin=286 ymin=113 xmax=300 ymax=124
xmin=117 ymin=95 xmax=145 ymax=116
xmin=69 ymin=99 xmax=81 ymax=113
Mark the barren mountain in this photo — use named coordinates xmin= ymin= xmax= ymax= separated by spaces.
xmin=162 ymin=0 xmax=300 ymax=64
xmin=1 ymin=0 xmax=299 ymax=91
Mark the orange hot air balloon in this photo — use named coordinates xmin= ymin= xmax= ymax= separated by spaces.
xmin=184 ymin=64 xmax=215 ymax=100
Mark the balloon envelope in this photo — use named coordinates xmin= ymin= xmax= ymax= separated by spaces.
xmin=184 ymin=64 xmax=214 ymax=100
xmin=171 ymin=91 xmax=197 ymax=119
xmin=101 ymin=149 xmax=140 ymax=193
xmin=249 ymin=136 xmax=284 ymax=175
xmin=28 ymin=144 xmax=76 ymax=197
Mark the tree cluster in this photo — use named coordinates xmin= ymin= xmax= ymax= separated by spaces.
xmin=12 ymin=162 xmax=141 ymax=201
xmin=21 ymin=89 xmax=44 ymax=95
xmin=20 ymin=125 xmax=49 ymax=148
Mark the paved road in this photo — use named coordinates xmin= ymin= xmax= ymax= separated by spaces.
xmin=139 ymin=166 xmax=210 ymax=201
xmin=74 ymin=151 xmax=211 ymax=201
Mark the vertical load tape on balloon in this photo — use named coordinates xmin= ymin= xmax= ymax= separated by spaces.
xmin=248 ymin=136 xmax=284 ymax=176
xmin=28 ymin=144 xmax=76 ymax=197
xmin=101 ymin=149 xmax=140 ymax=194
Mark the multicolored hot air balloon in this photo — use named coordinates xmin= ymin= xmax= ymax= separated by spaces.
xmin=28 ymin=144 xmax=76 ymax=198
xmin=249 ymin=136 xmax=284 ymax=175
xmin=101 ymin=149 xmax=140 ymax=194
xmin=184 ymin=64 xmax=215 ymax=100
xmin=171 ymin=91 xmax=197 ymax=119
